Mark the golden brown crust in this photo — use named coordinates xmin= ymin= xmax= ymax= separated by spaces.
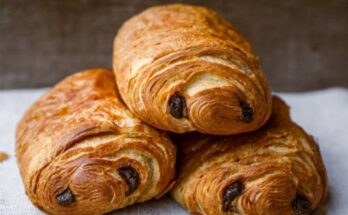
xmin=113 ymin=4 xmax=272 ymax=135
xmin=170 ymin=96 xmax=328 ymax=215
xmin=16 ymin=69 xmax=176 ymax=215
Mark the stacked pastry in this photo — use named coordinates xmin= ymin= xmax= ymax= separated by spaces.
xmin=16 ymin=4 xmax=327 ymax=215
xmin=16 ymin=69 xmax=176 ymax=215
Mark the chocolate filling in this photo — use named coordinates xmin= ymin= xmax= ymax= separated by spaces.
xmin=292 ymin=194 xmax=312 ymax=214
xmin=223 ymin=181 xmax=245 ymax=212
xmin=169 ymin=93 xmax=186 ymax=119
xmin=240 ymin=101 xmax=253 ymax=122
xmin=56 ymin=187 xmax=75 ymax=206
xmin=118 ymin=166 xmax=140 ymax=196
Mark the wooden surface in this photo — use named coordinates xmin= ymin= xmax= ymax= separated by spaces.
xmin=0 ymin=0 xmax=347 ymax=91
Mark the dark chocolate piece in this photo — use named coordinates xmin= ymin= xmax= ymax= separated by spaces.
xmin=56 ymin=187 xmax=75 ymax=206
xmin=292 ymin=194 xmax=312 ymax=214
xmin=240 ymin=101 xmax=253 ymax=122
xmin=169 ymin=93 xmax=186 ymax=119
xmin=118 ymin=166 xmax=140 ymax=196
xmin=222 ymin=181 xmax=245 ymax=212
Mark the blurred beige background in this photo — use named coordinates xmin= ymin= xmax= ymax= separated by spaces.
xmin=0 ymin=0 xmax=347 ymax=91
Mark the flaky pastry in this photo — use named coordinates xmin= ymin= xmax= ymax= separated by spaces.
xmin=171 ymin=96 xmax=327 ymax=215
xmin=113 ymin=4 xmax=272 ymax=135
xmin=16 ymin=69 xmax=176 ymax=215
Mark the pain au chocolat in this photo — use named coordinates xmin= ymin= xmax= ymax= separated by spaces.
xmin=16 ymin=69 xmax=176 ymax=215
xmin=171 ymin=96 xmax=327 ymax=215
xmin=113 ymin=4 xmax=271 ymax=135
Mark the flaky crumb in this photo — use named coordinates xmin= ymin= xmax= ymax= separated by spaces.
xmin=0 ymin=152 xmax=8 ymax=162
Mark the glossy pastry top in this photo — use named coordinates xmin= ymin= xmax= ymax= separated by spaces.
xmin=113 ymin=4 xmax=272 ymax=135
xmin=16 ymin=69 xmax=176 ymax=215
xmin=171 ymin=96 xmax=328 ymax=215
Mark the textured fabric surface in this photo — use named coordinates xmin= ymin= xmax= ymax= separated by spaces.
xmin=0 ymin=88 xmax=347 ymax=214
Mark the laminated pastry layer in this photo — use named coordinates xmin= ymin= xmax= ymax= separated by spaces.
xmin=113 ymin=4 xmax=272 ymax=135
xmin=171 ymin=96 xmax=327 ymax=215
xmin=16 ymin=69 xmax=176 ymax=215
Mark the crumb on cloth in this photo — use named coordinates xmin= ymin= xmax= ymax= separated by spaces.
xmin=0 ymin=152 xmax=8 ymax=162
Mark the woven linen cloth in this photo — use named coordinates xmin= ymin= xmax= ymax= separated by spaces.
xmin=1 ymin=88 xmax=347 ymax=214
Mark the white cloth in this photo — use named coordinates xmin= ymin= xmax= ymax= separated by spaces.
xmin=1 ymin=88 xmax=347 ymax=214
